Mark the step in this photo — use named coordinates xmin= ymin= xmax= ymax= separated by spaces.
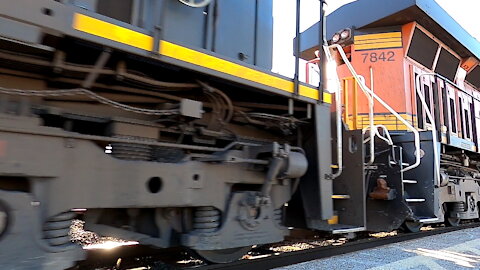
xmin=406 ymin=198 xmax=426 ymax=203
xmin=389 ymin=161 xmax=410 ymax=167
xmin=331 ymin=226 xmax=366 ymax=234
xmin=402 ymin=179 xmax=418 ymax=184
xmin=418 ymin=217 xmax=440 ymax=223
xmin=331 ymin=195 xmax=351 ymax=199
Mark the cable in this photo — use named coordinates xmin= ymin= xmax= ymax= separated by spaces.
xmin=0 ymin=87 xmax=179 ymax=116
xmin=0 ymin=50 xmax=198 ymax=89
xmin=197 ymin=80 xmax=234 ymax=125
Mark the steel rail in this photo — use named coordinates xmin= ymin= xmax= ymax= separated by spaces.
xmin=194 ymin=223 xmax=480 ymax=270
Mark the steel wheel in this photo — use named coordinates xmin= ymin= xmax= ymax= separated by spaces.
xmin=194 ymin=246 xmax=251 ymax=263
xmin=0 ymin=201 xmax=8 ymax=238
xmin=444 ymin=213 xmax=461 ymax=227
xmin=444 ymin=202 xmax=463 ymax=227
xmin=178 ymin=0 xmax=212 ymax=8
xmin=401 ymin=220 xmax=423 ymax=232
xmin=478 ymin=202 xmax=480 ymax=222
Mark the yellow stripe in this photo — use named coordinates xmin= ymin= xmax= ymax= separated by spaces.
xmin=299 ymin=85 xmax=318 ymax=99
xmin=72 ymin=13 xmax=330 ymax=103
xmin=361 ymin=121 xmax=408 ymax=124
xmin=352 ymin=113 xmax=412 ymax=118
xmin=361 ymin=124 xmax=409 ymax=130
xmin=355 ymin=42 xmax=402 ymax=50
xmin=332 ymin=195 xmax=350 ymax=199
xmin=72 ymin=13 xmax=153 ymax=51
xmin=360 ymin=117 xmax=411 ymax=121
xmin=355 ymin=37 xmax=402 ymax=45
xmin=328 ymin=215 xmax=339 ymax=225
xmin=348 ymin=113 xmax=414 ymax=131
xmin=351 ymin=113 xmax=411 ymax=116
xmin=323 ymin=92 xmax=332 ymax=103
xmin=160 ymin=40 xmax=330 ymax=103
xmin=354 ymin=32 xmax=401 ymax=41
xmin=354 ymin=32 xmax=402 ymax=50
xmin=159 ymin=40 xmax=291 ymax=92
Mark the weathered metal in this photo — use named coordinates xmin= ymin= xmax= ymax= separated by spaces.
xmin=1 ymin=0 xmax=479 ymax=269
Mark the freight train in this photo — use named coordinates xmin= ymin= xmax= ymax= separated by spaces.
xmin=0 ymin=0 xmax=478 ymax=269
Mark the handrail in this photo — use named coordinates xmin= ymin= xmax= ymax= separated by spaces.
xmin=434 ymin=73 xmax=480 ymax=103
xmin=369 ymin=66 xmax=376 ymax=164
xmin=363 ymin=124 xmax=394 ymax=146
xmin=350 ymin=75 xmax=375 ymax=165
xmin=365 ymin=74 xmax=375 ymax=165
xmin=328 ymin=44 xmax=421 ymax=172
xmin=415 ymin=73 xmax=455 ymax=186
xmin=323 ymin=46 xmax=343 ymax=178
xmin=375 ymin=125 xmax=394 ymax=145
xmin=356 ymin=75 xmax=376 ymax=165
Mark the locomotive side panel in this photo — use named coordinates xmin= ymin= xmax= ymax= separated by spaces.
xmin=330 ymin=18 xmax=480 ymax=230
xmin=301 ymin=0 xmax=480 ymax=233
xmin=0 ymin=1 xmax=335 ymax=268
xmin=335 ymin=28 xmax=410 ymax=131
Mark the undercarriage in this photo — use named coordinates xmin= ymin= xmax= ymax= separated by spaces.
xmin=0 ymin=37 xmax=318 ymax=268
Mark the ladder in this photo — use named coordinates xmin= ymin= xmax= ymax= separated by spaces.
xmin=392 ymin=132 xmax=439 ymax=223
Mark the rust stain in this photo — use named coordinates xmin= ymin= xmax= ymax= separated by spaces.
xmin=369 ymin=178 xmax=393 ymax=200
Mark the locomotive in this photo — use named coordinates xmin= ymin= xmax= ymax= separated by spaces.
xmin=300 ymin=0 xmax=480 ymax=233
xmin=0 ymin=0 xmax=478 ymax=269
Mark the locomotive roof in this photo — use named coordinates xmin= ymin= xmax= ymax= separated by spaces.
xmin=299 ymin=0 xmax=480 ymax=61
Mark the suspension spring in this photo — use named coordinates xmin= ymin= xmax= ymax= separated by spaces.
xmin=193 ymin=206 xmax=221 ymax=233
xmin=110 ymin=135 xmax=155 ymax=161
xmin=111 ymin=142 xmax=153 ymax=161
xmin=273 ymin=208 xmax=283 ymax=226
xmin=43 ymin=211 xmax=76 ymax=247
xmin=450 ymin=202 xmax=466 ymax=212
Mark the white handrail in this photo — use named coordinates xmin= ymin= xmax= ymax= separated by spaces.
xmin=375 ymin=124 xmax=394 ymax=145
xmin=363 ymin=124 xmax=394 ymax=146
xmin=328 ymin=44 xmax=421 ymax=172
xmin=323 ymin=46 xmax=343 ymax=178
xmin=368 ymin=67 xmax=376 ymax=165
xmin=347 ymin=74 xmax=375 ymax=165
xmin=415 ymin=73 xmax=447 ymax=187
xmin=354 ymin=75 xmax=376 ymax=165
xmin=365 ymin=75 xmax=375 ymax=165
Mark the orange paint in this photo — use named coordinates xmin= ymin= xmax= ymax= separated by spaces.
xmin=333 ymin=20 xmax=480 ymax=145
xmin=336 ymin=41 xmax=406 ymax=128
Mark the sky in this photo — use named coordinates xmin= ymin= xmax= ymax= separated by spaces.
xmin=272 ymin=0 xmax=480 ymax=79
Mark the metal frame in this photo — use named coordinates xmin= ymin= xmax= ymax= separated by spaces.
xmin=299 ymin=0 xmax=480 ymax=61
xmin=0 ymin=0 xmax=328 ymax=105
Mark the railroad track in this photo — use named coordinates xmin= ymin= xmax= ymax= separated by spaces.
xmin=74 ymin=222 xmax=480 ymax=270
xmin=190 ymin=222 xmax=480 ymax=270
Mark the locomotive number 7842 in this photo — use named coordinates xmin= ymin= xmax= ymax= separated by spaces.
xmin=361 ymin=51 xmax=395 ymax=63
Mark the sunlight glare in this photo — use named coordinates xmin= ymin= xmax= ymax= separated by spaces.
xmin=404 ymin=248 xmax=480 ymax=268
xmin=83 ymin=240 xmax=139 ymax=250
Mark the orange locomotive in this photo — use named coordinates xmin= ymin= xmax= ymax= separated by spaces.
xmin=335 ymin=23 xmax=479 ymax=148
xmin=300 ymin=0 xmax=480 ymax=232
